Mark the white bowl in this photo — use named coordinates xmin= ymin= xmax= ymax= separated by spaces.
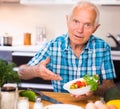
xmin=44 ymin=104 xmax=83 ymax=109
xmin=63 ymin=78 xmax=91 ymax=95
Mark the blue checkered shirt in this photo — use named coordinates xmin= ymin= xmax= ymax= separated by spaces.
xmin=28 ymin=33 xmax=116 ymax=92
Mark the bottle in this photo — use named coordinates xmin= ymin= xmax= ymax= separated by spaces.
xmin=24 ymin=33 xmax=31 ymax=45
xmin=33 ymin=97 xmax=43 ymax=109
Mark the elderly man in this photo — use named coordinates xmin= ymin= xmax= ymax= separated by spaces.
xmin=18 ymin=1 xmax=116 ymax=99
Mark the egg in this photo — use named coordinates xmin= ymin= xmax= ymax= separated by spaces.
xmin=94 ymin=100 xmax=104 ymax=106
xmin=94 ymin=100 xmax=108 ymax=109
xmin=85 ymin=102 xmax=97 ymax=109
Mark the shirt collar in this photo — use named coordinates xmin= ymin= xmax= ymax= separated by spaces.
xmin=62 ymin=33 xmax=69 ymax=51
xmin=85 ymin=35 xmax=95 ymax=50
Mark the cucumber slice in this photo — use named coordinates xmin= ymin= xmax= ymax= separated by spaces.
xmin=19 ymin=90 xmax=37 ymax=102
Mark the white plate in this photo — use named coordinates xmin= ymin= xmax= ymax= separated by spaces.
xmin=43 ymin=104 xmax=83 ymax=109
xmin=63 ymin=78 xmax=91 ymax=95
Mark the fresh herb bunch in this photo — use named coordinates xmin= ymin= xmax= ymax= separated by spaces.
xmin=83 ymin=74 xmax=99 ymax=91
xmin=0 ymin=59 xmax=21 ymax=87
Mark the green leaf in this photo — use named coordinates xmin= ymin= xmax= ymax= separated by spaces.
xmin=83 ymin=74 xmax=99 ymax=91
xmin=0 ymin=59 xmax=21 ymax=87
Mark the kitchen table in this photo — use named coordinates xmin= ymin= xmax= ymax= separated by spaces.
xmin=29 ymin=91 xmax=100 ymax=109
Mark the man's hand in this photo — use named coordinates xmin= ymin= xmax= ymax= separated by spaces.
xmin=36 ymin=57 xmax=62 ymax=80
xmin=18 ymin=57 xmax=62 ymax=81
xmin=71 ymin=91 xmax=93 ymax=100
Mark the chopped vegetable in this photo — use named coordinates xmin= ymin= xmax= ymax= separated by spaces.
xmin=19 ymin=90 xmax=37 ymax=102
xmin=70 ymin=80 xmax=87 ymax=89
xmin=70 ymin=74 xmax=99 ymax=91
xmin=83 ymin=74 xmax=99 ymax=91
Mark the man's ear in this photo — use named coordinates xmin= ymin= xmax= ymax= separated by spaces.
xmin=93 ymin=24 xmax=101 ymax=33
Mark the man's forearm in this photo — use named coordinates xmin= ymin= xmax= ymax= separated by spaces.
xmin=18 ymin=64 xmax=38 ymax=80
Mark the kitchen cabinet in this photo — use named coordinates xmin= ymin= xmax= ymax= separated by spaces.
xmin=107 ymin=51 xmax=120 ymax=83
xmin=20 ymin=0 xmax=120 ymax=5
xmin=113 ymin=60 xmax=120 ymax=83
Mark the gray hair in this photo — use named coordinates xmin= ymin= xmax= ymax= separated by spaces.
xmin=68 ymin=1 xmax=100 ymax=27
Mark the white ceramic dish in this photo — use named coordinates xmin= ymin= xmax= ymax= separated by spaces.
xmin=43 ymin=104 xmax=83 ymax=109
xmin=63 ymin=78 xmax=91 ymax=95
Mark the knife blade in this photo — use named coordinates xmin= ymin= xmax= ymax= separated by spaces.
xmin=30 ymin=89 xmax=63 ymax=104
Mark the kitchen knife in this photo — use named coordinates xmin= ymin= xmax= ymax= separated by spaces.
xmin=30 ymin=89 xmax=63 ymax=104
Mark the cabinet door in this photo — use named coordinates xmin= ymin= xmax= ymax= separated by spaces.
xmin=113 ymin=60 xmax=120 ymax=83
xmin=12 ymin=55 xmax=32 ymax=66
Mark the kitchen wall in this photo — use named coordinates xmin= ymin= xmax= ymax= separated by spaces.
xmin=0 ymin=3 xmax=120 ymax=46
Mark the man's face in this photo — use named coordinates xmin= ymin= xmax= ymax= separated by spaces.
xmin=67 ymin=7 xmax=99 ymax=46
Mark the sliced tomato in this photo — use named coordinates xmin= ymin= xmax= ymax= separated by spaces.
xmin=81 ymin=81 xmax=87 ymax=87
xmin=75 ymin=81 xmax=82 ymax=88
xmin=70 ymin=80 xmax=87 ymax=89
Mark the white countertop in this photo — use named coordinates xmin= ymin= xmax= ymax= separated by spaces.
xmin=0 ymin=45 xmax=120 ymax=60
xmin=0 ymin=45 xmax=41 ymax=52
xmin=111 ymin=50 xmax=120 ymax=60
xmin=0 ymin=45 xmax=42 ymax=57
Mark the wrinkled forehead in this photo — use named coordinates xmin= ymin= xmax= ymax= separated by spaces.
xmin=70 ymin=7 xmax=97 ymax=26
xmin=69 ymin=2 xmax=99 ymax=26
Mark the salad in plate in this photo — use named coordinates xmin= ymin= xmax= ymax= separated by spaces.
xmin=63 ymin=74 xmax=99 ymax=95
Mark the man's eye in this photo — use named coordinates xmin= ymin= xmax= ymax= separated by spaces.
xmin=84 ymin=23 xmax=92 ymax=28
xmin=73 ymin=19 xmax=79 ymax=23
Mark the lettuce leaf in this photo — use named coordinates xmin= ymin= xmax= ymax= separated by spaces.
xmin=83 ymin=74 xmax=99 ymax=91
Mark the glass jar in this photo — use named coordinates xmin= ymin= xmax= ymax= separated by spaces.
xmin=35 ymin=26 xmax=46 ymax=45
xmin=17 ymin=97 xmax=29 ymax=109
xmin=24 ymin=33 xmax=31 ymax=45
xmin=1 ymin=86 xmax=18 ymax=109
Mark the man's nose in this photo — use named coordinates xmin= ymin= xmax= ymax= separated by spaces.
xmin=77 ymin=24 xmax=84 ymax=33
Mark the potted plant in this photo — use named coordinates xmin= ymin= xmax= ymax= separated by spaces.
xmin=0 ymin=59 xmax=21 ymax=87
